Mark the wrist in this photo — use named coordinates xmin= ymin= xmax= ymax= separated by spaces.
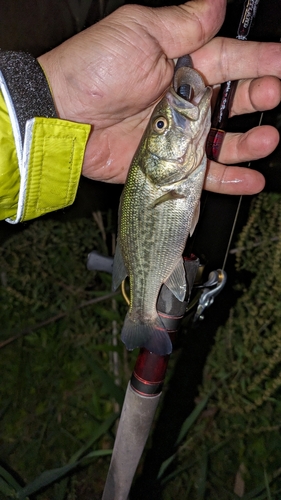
xmin=37 ymin=51 xmax=67 ymax=120
xmin=0 ymin=50 xmax=91 ymax=223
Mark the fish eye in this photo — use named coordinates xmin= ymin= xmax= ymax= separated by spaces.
xmin=152 ymin=116 xmax=168 ymax=134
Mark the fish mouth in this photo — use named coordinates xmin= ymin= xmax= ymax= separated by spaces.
xmin=173 ymin=66 xmax=210 ymax=103
xmin=168 ymin=66 xmax=212 ymax=122
xmin=167 ymin=85 xmax=212 ymax=122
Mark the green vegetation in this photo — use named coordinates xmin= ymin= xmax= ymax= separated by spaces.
xmin=1 ymin=193 xmax=281 ymax=499
xmin=0 ymin=214 xmax=133 ymax=499
xmin=159 ymin=193 xmax=281 ymax=499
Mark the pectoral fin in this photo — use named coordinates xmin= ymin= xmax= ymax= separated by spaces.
xmin=112 ymin=241 xmax=128 ymax=291
xmin=165 ymin=258 xmax=186 ymax=302
xmin=150 ymin=190 xmax=186 ymax=209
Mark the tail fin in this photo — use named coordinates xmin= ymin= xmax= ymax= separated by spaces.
xmin=121 ymin=314 xmax=172 ymax=355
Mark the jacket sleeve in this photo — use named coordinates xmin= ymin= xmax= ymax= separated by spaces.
xmin=0 ymin=50 xmax=91 ymax=224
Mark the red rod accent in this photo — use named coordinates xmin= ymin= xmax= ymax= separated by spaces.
xmin=133 ymin=348 xmax=169 ymax=384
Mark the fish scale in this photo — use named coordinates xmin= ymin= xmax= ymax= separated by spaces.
xmin=113 ymin=65 xmax=212 ymax=355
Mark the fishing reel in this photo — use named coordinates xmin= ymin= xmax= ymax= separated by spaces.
xmin=186 ymin=265 xmax=227 ymax=322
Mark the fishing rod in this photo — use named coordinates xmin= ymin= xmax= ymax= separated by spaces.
xmin=100 ymin=257 xmax=199 ymax=500
xmin=206 ymin=0 xmax=260 ymax=161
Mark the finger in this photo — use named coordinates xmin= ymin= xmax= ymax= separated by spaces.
xmin=116 ymin=0 xmax=226 ymax=58
xmin=218 ymin=125 xmax=280 ymax=165
xmin=204 ymin=124 xmax=280 ymax=195
xmin=204 ymin=163 xmax=265 ymax=195
xmin=192 ymin=37 xmax=281 ymax=84
xmin=231 ymin=76 xmax=281 ymax=116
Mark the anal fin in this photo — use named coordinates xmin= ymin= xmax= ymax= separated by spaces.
xmin=165 ymin=258 xmax=187 ymax=302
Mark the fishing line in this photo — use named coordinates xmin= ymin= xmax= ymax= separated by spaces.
xmin=221 ymin=195 xmax=242 ymax=272
xmin=221 ymin=111 xmax=264 ymax=272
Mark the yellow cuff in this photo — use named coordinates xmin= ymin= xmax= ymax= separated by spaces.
xmin=6 ymin=117 xmax=91 ymax=223
xmin=23 ymin=118 xmax=90 ymax=220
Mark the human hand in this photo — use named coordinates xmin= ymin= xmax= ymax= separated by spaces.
xmin=38 ymin=0 xmax=281 ymax=195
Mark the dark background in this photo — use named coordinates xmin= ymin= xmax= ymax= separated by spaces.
xmin=0 ymin=1 xmax=281 ymax=497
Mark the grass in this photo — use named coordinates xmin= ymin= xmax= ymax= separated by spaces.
xmin=0 ymin=213 xmax=134 ymax=499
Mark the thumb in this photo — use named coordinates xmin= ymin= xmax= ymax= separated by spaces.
xmin=115 ymin=0 xmax=226 ymax=59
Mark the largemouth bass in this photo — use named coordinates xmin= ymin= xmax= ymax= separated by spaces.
xmin=112 ymin=63 xmax=212 ymax=355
